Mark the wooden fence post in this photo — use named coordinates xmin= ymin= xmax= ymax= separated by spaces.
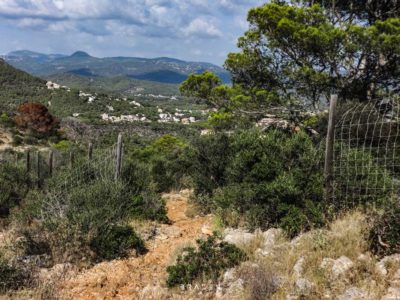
xmin=48 ymin=150 xmax=54 ymax=176
xmin=69 ymin=152 xmax=74 ymax=169
xmin=88 ymin=143 xmax=93 ymax=161
xmin=37 ymin=151 xmax=41 ymax=188
xmin=324 ymin=94 xmax=338 ymax=202
xmin=115 ymin=133 xmax=123 ymax=181
xmin=26 ymin=150 xmax=31 ymax=174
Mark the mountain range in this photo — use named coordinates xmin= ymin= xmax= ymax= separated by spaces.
xmin=2 ymin=50 xmax=230 ymax=85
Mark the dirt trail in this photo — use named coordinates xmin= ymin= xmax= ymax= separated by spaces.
xmin=58 ymin=191 xmax=213 ymax=300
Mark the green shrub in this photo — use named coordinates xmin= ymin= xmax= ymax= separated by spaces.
xmin=0 ymin=163 xmax=30 ymax=217
xmin=23 ymin=135 xmax=38 ymax=145
xmin=0 ymin=255 xmax=30 ymax=293
xmin=12 ymin=134 xmax=23 ymax=146
xmin=166 ymin=233 xmax=247 ymax=287
xmin=131 ymin=194 xmax=168 ymax=223
xmin=190 ymin=128 xmax=325 ymax=237
xmin=52 ymin=140 xmax=71 ymax=150
xmin=90 ymin=225 xmax=146 ymax=261
xmin=333 ymin=147 xmax=395 ymax=210
xmin=368 ymin=201 xmax=400 ymax=257
xmin=0 ymin=113 xmax=14 ymax=128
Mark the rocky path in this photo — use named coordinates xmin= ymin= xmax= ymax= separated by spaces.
xmin=58 ymin=191 xmax=213 ymax=300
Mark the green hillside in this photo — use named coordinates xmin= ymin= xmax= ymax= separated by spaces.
xmin=0 ymin=59 xmax=124 ymax=119
xmin=45 ymin=73 xmax=179 ymax=96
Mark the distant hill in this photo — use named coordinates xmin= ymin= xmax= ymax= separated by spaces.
xmin=0 ymin=59 xmax=106 ymax=118
xmin=46 ymin=73 xmax=179 ymax=96
xmin=2 ymin=50 xmax=231 ymax=85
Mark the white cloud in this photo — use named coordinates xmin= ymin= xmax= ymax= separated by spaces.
xmin=0 ymin=0 xmax=266 ymax=64
xmin=183 ymin=17 xmax=222 ymax=38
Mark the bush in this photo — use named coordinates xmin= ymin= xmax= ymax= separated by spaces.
xmin=0 ymin=163 xmax=30 ymax=218
xmin=12 ymin=134 xmax=23 ymax=146
xmin=190 ymin=129 xmax=325 ymax=237
xmin=90 ymin=225 xmax=146 ymax=261
xmin=0 ymin=112 xmax=14 ymax=128
xmin=14 ymin=102 xmax=59 ymax=137
xmin=166 ymin=233 xmax=247 ymax=287
xmin=0 ymin=259 xmax=30 ymax=293
xmin=17 ymin=156 xmax=162 ymax=263
xmin=369 ymin=201 xmax=400 ymax=257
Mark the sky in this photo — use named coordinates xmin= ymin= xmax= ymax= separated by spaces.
xmin=0 ymin=0 xmax=265 ymax=65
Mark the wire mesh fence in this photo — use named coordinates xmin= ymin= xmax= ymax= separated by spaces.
xmin=332 ymin=99 xmax=400 ymax=208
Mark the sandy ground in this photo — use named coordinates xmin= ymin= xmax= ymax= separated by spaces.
xmin=58 ymin=191 xmax=213 ymax=300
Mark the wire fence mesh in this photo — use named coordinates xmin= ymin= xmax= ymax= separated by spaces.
xmin=333 ymin=99 xmax=400 ymax=208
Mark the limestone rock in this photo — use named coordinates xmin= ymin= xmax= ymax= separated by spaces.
xmin=262 ymin=228 xmax=283 ymax=249
xmin=376 ymin=254 xmax=400 ymax=277
xmin=294 ymin=278 xmax=315 ymax=295
xmin=337 ymin=287 xmax=368 ymax=300
xmin=321 ymin=256 xmax=353 ymax=279
xmin=382 ymin=287 xmax=400 ymax=300
xmin=332 ymin=256 xmax=354 ymax=278
xmin=293 ymin=257 xmax=306 ymax=278
xmin=223 ymin=228 xmax=255 ymax=247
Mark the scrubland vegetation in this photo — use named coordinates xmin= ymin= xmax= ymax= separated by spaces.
xmin=1 ymin=0 xmax=400 ymax=299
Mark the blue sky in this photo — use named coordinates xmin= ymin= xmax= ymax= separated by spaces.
xmin=0 ymin=0 xmax=265 ymax=65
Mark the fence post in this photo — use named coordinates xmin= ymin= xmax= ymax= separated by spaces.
xmin=26 ymin=150 xmax=31 ymax=174
xmin=69 ymin=151 xmax=74 ymax=169
xmin=324 ymin=94 xmax=338 ymax=202
xmin=48 ymin=150 xmax=54 ymax=176
xmin=88 ymin=143 xmax=93 ymax=161
xmin=115 ymin=133 xmax=123 ymax=181
xmin=37 ymin=151 xmax=41 ymax=188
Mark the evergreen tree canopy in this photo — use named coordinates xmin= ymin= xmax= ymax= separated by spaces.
xmin=224 ymin=0 xmax=400 ymax=108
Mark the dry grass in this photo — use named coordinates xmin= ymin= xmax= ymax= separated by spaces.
xmin=234 ymin=210 xmax=394 ymax=299
xmin=236 ymin=261 xmax=278 ymax=300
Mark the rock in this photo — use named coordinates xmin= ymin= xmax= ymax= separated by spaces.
xmin=376 ymin=255 xmax=400 ymax=277
xmin=215 ymin=284 xmax=224 ymax=298
xmin=332 ymin=256 xmax=354 ymax=278
xmin=262 ymin=228 xmax=282 ymax=248
xmin=139 ymin=284 xmax=169 ymax=300
xmin=294 ymin=278 xmax=315 ymax=295
xmin=222 ymin=279 xmax=244 ymax=299
xmin=223 ymin=228 xmax=255 ymax=247
xmin=357 ymin=254 xmax=371 ymax=263
xmin=391 ymin=269 xmax=400 ymax=288
xmin=38 ymin=263 xmax=75 ymax=283
xmin=321 ymin=256 xmax=353 ymax=279
xmin=382 ymin=287 xmax=400 ymax=300
xmin=162 ymin=226 xmax=181 ymax=238
xmin=223 ymin=268 xmax=237 ymax=284
xmin=337 ymin=287 xmax=368 ymax=300
xmin=320 ymin=258 xmax=335 ymax=270
xmin=293 ymin=257 xmax=306 ymax=278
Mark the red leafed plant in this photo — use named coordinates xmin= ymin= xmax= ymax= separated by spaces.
xmin=14 ymin=102 xmax=59 ymax=136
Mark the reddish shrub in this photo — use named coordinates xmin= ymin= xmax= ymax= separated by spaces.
xmin=14 ymin=102 xmax=59 ymax=136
